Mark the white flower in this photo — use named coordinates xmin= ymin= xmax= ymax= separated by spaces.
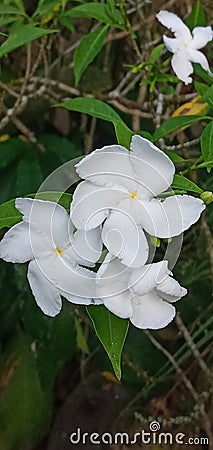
xmin=0 ymin=198 xmax=103 ymax=316
xmin=156 ymin=10 xmax=213 ymax=84
xmin=71 ymin=135 xmax=205 ymax=268
xmin=96 ymin=255 xmax=187 ymax=329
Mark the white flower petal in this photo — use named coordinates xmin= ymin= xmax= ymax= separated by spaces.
xmin=171 ymin=51 xmax=193 ymax=84
xmin=104 ymin=293 xmax=133 ymax=319
xmin=140 ymin=195 xmax=205 ymax=238
xmin=27 ymin=259 xmax=62 ymax=317
xmin=157 ymin=275 xmax=187 ymax=302
xmin=97 ymin=255 xmax=131 ymax=298
xmin=96 ymin=255 xmax=132 ymax=317
xmin=102 ymin=211 xmax=149 ymax=268
xmin=71 ymin=180 xmax=125 ymax=230
xmin=130 ymin=135 xmax=175 ymax=196
xmin=156 ymin=10 xmax=192 ymax=41
xmin=16 ymin=198 xmax=72 ymax=249
xmin=36 ymin=253 xmax=97 ymax=299
xmin=192 ymin=26 xmax=213 ymax=50
xmin=188 ymin=49 xmax=211 ymax=73
xmin=163 ymin=35 xmax=181 ymax=53
xmin=75 ymin=145 xmax=136 ymax=189
xmin=64 ymin=227 xmax=103 ymax=267
xmin=131 ymin=291 xmax=176 ymax=329
xmin=0 ymin=222 xmax=33 ymax=263
xmin=129 ymin=261 xmax=170 ymax=296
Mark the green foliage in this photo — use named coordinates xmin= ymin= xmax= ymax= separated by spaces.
xmin=202 ymin=85 xmax=213 ymax=107
xmin=87 ymin=305 xmax=129 ymax=380
xmin=57 ymin=97 xmax=133 ymax=148
xmin=201 ymin=121 xmax=213 ymax=167
xmin=0 ymin=23 xmax=57 ymax=58
xmin=153 ymin=115 xmax=210 ymax=141
xmin=65 ymin=2 xmax=126 ymax=30
xmin=194 ymin=80 xmax=208 ymax=96
xmin=0 ymin=332 xmax=52 ymax=450
xmin=186 ymin=1 xmax=205 ymax=29
xmin=74 ymin=25 xmax=109 ymax=86
xmin=172 ymin=175 xmax=203 ymax=194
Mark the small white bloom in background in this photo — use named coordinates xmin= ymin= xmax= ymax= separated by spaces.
xmin=156 ymin=10 xmax=213 ymax=84
xmin=0 ymin=198 xmax=103 ymax=316
xmin=71 ymin=135 xmax=205 ymax=268
xmin=96 ymin=255 xmax=187 ymax=329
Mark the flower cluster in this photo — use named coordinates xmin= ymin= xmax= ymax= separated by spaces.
xmin=0 ymin=136 xmax=205 ymax=329
xmin=156 ymin=10 xmax=213 ymax=85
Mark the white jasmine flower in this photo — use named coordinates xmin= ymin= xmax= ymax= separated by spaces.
xmin=156 ymin=10 xmax=213 ymax=84
xmin=97 ymin=255 xmax=187 ymax=329
xmin=0 ymin=198 xmax=103 ymax=316
xmin=71 ymin=135 xmax=205 ymax=268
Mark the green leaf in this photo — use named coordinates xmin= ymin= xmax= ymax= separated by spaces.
xmin=59 ymin=15 xmax=74 ymax=31
xmin=186 ymin=1 xmax=205 ymax=30
xmin=193 ymin=63 xmax=213 ymax=84
xmin=63 ymin=3 xmax=108 ymax=21
xmin=0 ymin=138 xmax=22 ymax=169
xmin=35 ymin=0 xmax=64 ymax=15
xmin=201 ymin=84 xmax=213 ymax=107
xmin=39 ymin=134 xmax=84 ymax=163
xmin=172 ymin=175 xmax=203 ymax=194
xmin=201 ymin=121 xmax=213 ymax=164
xmin=149 ymin=44 xmax=165 ymax=65
xmin=0 ymin=24 xmax=57 ymax=58
xmin=0 ymin=5 xmax=25 ymax=15
xmin=74 ymin=25 xmax=108 ymax=86
xmin=56 ymin=97 xmax=133 ymax=148
xmin=87 ymin=305 xmax=129 ymax=380
xmin=153 ymin=115 xmax=209 ymax=141
xmin=66 ymin=2 xmax=125 ymax=29
xmin=16 ymin=152 xmax=43 ymax=195
xmin=0 ymin=332 xmax=52 ymax=450
xmin=194 ymin=81 xmax=208 ymax=97
xmin=164 ymin=151 xmax=187 ymax=164
xmin=0 ymin=192 xmax=71 ymax=229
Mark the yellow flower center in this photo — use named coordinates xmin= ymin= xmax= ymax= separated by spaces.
xmin=184 ymin=42 xmax=189 ymax=48
xmin=55 ymin=247 xmax=63 ymax=257
xmin=129 ymin=191 xmax=138 ymax=200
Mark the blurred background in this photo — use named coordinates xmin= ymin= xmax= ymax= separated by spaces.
xmin=0 ymin=0 xmax=212 ymax=449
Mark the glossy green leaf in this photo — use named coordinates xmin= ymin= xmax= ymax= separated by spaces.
xmin=0 ymin=192 xmax=72 ymax=229
xmin=201 ymin=121 xmax=213 ymax=165
xmin=57 ymin=97 xmax=133 ymax=148
xmin=186 ymin=1 xmax=205 ymax=30
xmin=74 ymin=25 xmax=108 ymax=86
xmin=0 ymin=24 xmax=57 ymax=58
xmin=65 ymin=2 xmax=125 ymax=29
xmin=87 ymin=305 xmax=129 ymax=380
xmin=193 ymin=63 xmax=213 ymax=84
xmin=194 ymin=81 xmax=208 ymax=97
xmin=153 ymin=115 xmax=209 ymax=141
xmin=164 ymin=151 xmax=187 ymax=164
xmin=202 ymin=85 xmax=213 ymax=107
xmin=172 ymin=175 xmax=203 ymax=194
xmin=149 ymin=44 xmax=165 ymax=65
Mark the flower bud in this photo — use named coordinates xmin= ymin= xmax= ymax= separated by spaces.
xmin=200 ymin=191 xmax=213 ymax=205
